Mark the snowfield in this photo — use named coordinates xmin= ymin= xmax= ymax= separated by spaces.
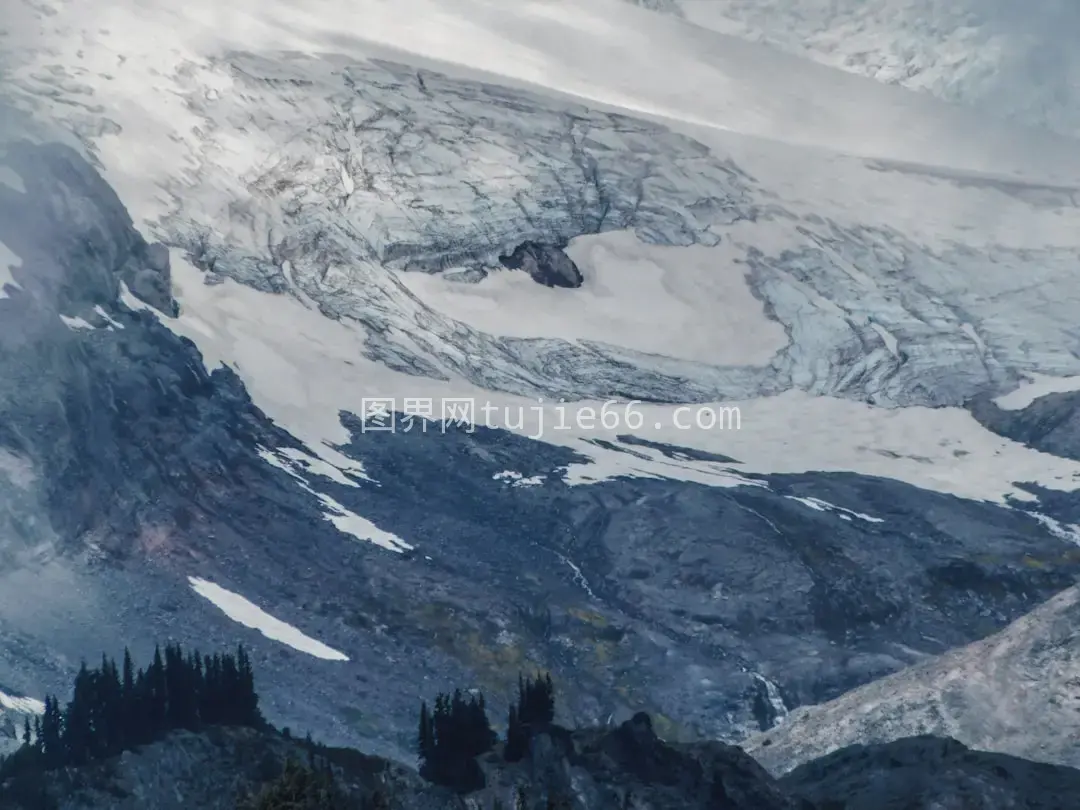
xmin=673 ymin=0 xmax=1080 ymax=139
xmin=189 ymin=577 xmax=350 ymax=661
xmin=4 ymin=0 xmax=1080 ymax=508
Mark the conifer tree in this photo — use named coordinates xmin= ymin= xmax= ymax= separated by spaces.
xmin=1 ymin=641 xmax=264 ymax=781
xmin=146 ymin=645 xmax=168 ymax=737
xmin=236 ymin=645 xmax=261 ymax=726
xmin=417 ymin=687 xmax=495 ymax=791
xmin=417 ymin=701 xmax=434 ymax=768
xmin=39 ymin=696 xmax=62 ymax=768
xmin=505 ymin=673 xmax=556 ymax=763
xmin=63 ymin=663 xmax=94 ymax=766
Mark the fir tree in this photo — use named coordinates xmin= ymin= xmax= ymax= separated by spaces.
xmin=0 ymin=641 xmax=264 ymax=781
xmin=417 ymin=701 xmax=434 ymax=767
xmin=417 ymin=687 xmax=495 ymax=791
xmin=505 ymin=673 xmax=556 ymax=763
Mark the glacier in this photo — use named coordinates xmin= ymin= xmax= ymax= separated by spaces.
xmin=4 ymin=0 xmax=1080 ymax=770
xmin=667 ymin=0 xmax=1080 ymax=139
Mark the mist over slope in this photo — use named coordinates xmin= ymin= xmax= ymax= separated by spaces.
xmin=3 ymin=0 xmax=1080 ymax=769
xmin=659 ymin=0 xmax=1080 ymax=138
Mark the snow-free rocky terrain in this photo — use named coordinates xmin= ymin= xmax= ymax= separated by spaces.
xmin=5 ymin=0 xmax=1080 ymax=769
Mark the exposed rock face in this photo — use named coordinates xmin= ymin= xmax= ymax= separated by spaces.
xmin=780 ymin=735 xmax=1080 ymax=810
xmin=11 ymin=721 xmax=1080 ymax=810
xmin=971 ymin=390 xmax=1080 ymax=462
xmin=5 ymin=132 xmax=1080 ymax=766
xmin=479 ymin=712 xmax=804 ymax=810
xmin=499 ymin=242 xmax=584 ymax=288
xmin=7 ymin=10 xmax=1080 ymax=782
xmin=5 ymin=719 xmax=804 ymax=810
xmin=745 ymin=584 xmax=1080 ymax=776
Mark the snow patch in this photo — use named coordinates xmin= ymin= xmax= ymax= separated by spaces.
xmin=157 ymin=259 xmax=1080 ymax=506
xmin=493 ymin=470 xmax=545 ymax=487
xmin=1023 ymin=512 xmax=1080 ymax=546
xmin=276 ymin=446 xmax=370 ymax=487
xmin=188 ymin=576 xmax=350 ymax=661
xmin=307 ymin=489 xmax=414 ymax=553
xmin=257 ymin=447 xmax=409 ymax=552
xmin=994 ymin=374 xmax=1080 ymax=411
xmin=93 ymin=305 xmax=125 ymax=330
xmin=402 ymin=231 xmax=788 ymax=366
xmin=785 ymin=495 xmax=884 ymax=524
xmin=0 ymin=690 xmax=45 ymax=715
xmin=0 ymin=240 xmax=21 ymax=299
xmin=59 ymin=314 xmax=97 ymax=331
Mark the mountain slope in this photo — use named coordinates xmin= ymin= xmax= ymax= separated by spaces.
xmin=5 ymin=0 xmax=1080 ymax=770
xmin=746 ymin=583 xmax=1080 ymax=775
xmin=661 ymin=0 xmax=1080 ymax=139
xmin=11 ymin=720 xmax=1080 ymax=810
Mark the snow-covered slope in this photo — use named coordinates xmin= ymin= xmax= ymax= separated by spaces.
xmin=666 ymin=0 xmax=1080 ymax=139
xmin=5 ymin=0 xmax=1080 ymax=765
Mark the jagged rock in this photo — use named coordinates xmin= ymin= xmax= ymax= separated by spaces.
xmin=499 ymin=242 xmax=584 ymax=288
xmin=744 ymin=585 xmax=1080 ymax=775
xmin=780 ymin=735 xmax=1080 ymax=810
xmin=971 ymin=389 xmax=1080 ymax=462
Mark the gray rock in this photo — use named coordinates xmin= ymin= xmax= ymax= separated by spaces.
xmin=499 ymin=241 xmax=584 ymax=289
xmin=745 ymin=584 xmax=1080 ymax=775
xmin=781 ymin=735 xmax=1080 ymax=810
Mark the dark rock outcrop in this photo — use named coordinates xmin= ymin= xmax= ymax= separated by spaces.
xmin=2 ymin=716 xmax=805 ymax=810
xmin=498 ymin=241 xmax=584 ymax=288
xmin=473 ymin=712 xmax=804 ymax=809
xmin=971 ymin=389 xmax=1080 ymax=462
xmin=780 ymin=735 xmax=1080 ymax=810
xmin=11 ymin=721 xmax=1080 ymax=810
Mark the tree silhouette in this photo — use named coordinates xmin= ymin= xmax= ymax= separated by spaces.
xmin=0 ymin=641 xmax=263 ymax=783
xmin=416 ymin=687 xmax=495 ymax=791
xmin=505 ymin=673 xmax=556 ymax=762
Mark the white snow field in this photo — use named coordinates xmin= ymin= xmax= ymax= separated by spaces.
xmin=0 ymin=240 xmax=21 ymax=300
xmin=400 ymin=230 xmax=789 ymax=367
xmin=0 ymin=689 xmax=45 ymax=715
xmin=6 ymin=0 xmax=1080 ymax=518
xmin=156 ymin=255 xmax=1080 ymax=507
xmin=188 ymin=577 xmax=350 ymax=661
xmin=673 ymin=0 xmax=1080 ymax=139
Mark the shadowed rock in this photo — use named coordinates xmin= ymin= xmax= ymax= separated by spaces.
xmin=499 ymin=241 xmax=584 ymax=288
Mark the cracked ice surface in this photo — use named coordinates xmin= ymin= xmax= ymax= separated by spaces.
xmin=8 ymin=0 xmax=1080 ymax=410
xmin=144 ymin=52 xmax=1080 ymax=411
xmin=10 ymin=0 xmax=1080 ymax=502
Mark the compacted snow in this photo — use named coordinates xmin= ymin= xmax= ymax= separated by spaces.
xmin=189 ymin=577 xmax=350 ymax=661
